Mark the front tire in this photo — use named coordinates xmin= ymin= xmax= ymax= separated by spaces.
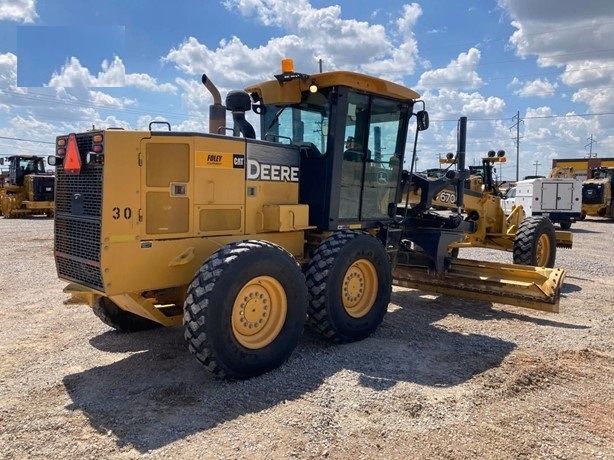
xmin=184 ymin=240 xmax=308 ymax=379
xmin=305 ymin=231 xmax=392 ymax=343
xmin=513 ymin=216 xmax=557 ymax=267
xmin=2 ymin=195 xmax=14 ymax=218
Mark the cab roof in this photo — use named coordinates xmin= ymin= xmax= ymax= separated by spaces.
xmin=245 ymin=70 xmax=421 ymax=105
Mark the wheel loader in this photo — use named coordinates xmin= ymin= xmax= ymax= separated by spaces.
xmin=49 ymin=60 xmax=566 ymax=379
xmin=404 ymin=149 xmax=573 ymax=267
xmin=0 ymin=155 xmax=55 ymax=218
xmin=581 ymin=167 xmax=614 ymax=221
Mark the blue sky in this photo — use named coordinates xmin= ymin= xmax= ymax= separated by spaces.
xmin=1 ymin=0 xmax=613 ymax=180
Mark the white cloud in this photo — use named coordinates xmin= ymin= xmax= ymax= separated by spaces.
xmin=163 ymin=35 xmax=305 ymax=86
xmin=89 ymin=90 xmax=136 ymax=109
xmin=498 ymin=0 xmax=614 ymax=113
xmin=8 ymin=115 xmax=55 ymax=138
xmin=175 ymin=76 xmax=212 ymax=112
xmin=47 ymin=55 xmax=177 ymax=94
xmin=165 ymin=1 xmax=422 ymax=83
xmin=362 ymin=4 xmax=421 ymax=79
xmin=47 ymin=56 xmax=126 ymax=88
xmin=0 ymin=0 xmax=37 ymax=23
xmin=511 ymin=77 xmax=558 ymax=98
xmin=561 ymin=60 xmax=613 ymax=87
xmin=125 ymin=73 xmax=178 ymax=93
xmin=0 ymin=52 xmax=26 ymax=95
xmin=416 ymin=48 xmax=483 ymax=90
xmin=498 ymin=0 xmax=614 ymax=65
xmin=571 ymin=88 xmax=614 ymax=129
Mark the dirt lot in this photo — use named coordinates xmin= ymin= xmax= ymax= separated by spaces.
xmin=0 ymin=217 xmax=613 ymax=459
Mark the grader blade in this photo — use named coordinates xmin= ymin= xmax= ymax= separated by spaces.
xmin=393 ymin=258 xmax=566 ymax=312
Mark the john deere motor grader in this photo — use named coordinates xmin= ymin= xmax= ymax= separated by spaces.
xmin=404 ymin=149 xmax=573 ymax=267
xmin=49 ymin=61 xmax=566 ymax=379
xmin=0 ymin=155 xmax=55 ymax=218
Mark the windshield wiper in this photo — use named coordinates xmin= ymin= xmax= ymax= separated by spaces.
xmin=267 ymin=105 xmax=288 ymax=130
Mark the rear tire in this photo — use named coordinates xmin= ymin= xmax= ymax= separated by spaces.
xmin=513 ymin=216 xmax=557 ymax=267
xmin=92 ymin=297 xmax=161 ymax=332
xmin=184 ymin=240 xmax=308 ymax=379
xmin=305 ymin=231 xmax=392 ymax=343
xmin=559 ymin=222 xmax=572 ymax=230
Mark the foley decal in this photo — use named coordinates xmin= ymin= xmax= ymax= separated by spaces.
xmin=196 ymin=151 xmax=245 ymax=169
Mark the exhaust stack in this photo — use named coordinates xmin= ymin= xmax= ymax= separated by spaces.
xmin=201 ymin=74 xmax=226 ymax=135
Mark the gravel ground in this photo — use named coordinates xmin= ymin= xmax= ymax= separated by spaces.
xmin=0 ymin=216 xmax=613 ymax=459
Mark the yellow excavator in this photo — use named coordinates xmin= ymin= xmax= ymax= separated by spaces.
xmin=48 ymin=60 xmax=566 ymax=379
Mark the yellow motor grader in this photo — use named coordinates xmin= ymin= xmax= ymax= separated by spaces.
xmin=404 ymin=149 xmax=573 ymax=267
xmin=0 ymin=155 xmax=55 ymax=218
xmin=49 ymin=60 xmax=566 ymax=379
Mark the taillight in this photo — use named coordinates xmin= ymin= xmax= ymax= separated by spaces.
xmin=92 ymin=133 xmax=104 ymax=154
xmin=88 ymin=132 xmax=104 ymax=164
xmin=56 ymin=137 xmax=67 ymax=156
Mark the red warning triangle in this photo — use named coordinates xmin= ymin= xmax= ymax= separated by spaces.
xmin=64 ymin=133 xmax=82 ymax=174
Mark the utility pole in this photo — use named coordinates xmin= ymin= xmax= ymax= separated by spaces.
xmin=510 ymin=111 xmax=524 ymax=182
xmin=585 ymin=135 xmax=597 ymax=158
xmin=533 ymin=160 xmax=541 ymax=176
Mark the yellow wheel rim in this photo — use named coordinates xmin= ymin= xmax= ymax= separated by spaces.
xmin=342 ymin=259 xmax=378 ymax=318
xmin=231 ymin=276 xmax=287 ymax=350
xmin=536 ymin=233 xmax=551 ymax=266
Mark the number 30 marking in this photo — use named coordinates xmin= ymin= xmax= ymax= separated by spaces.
xmin=112 ymin=207 xmax=132 ymax=220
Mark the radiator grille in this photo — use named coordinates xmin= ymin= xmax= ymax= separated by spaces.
xmin=55 ymin=165 xmax=103 ymax=217
xmin=54 ymin=132 xmax=104 ymax=291
xmin=582 ymin=184 xmax=604 ymax=205
xmin=55 ymin=220 xmax=104 ymax=290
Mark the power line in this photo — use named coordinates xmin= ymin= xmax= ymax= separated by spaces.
xmin=430 ymin=112 xmax=614 ymax=123
xmin=0 ymin=135 xmax=54 ymax=145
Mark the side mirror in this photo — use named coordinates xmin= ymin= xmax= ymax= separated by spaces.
xmin=0 ymin=157 xmax=4 ymax=165
xmin=416 ymin=110 xmax=429 ymax=131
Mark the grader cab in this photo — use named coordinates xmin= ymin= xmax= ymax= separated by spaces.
xmin=50 ymin=61 xmax=566 ymax=379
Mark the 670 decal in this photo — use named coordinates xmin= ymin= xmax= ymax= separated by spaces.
xmin=436 ymin=192 xmax=456 ymax=204
xmin=112 ymin=207 xmax=133 ymax=219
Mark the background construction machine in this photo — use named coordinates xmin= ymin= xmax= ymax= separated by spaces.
xmin=405 ymin=150 xmax=572 ymax=267
xmin=581 ymin=167 xmax=614 ymax=221
xmin=49 ymin=61 xmax=566 ymax=379
xmin=0 ymin=155 xmax=55 ymax=218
